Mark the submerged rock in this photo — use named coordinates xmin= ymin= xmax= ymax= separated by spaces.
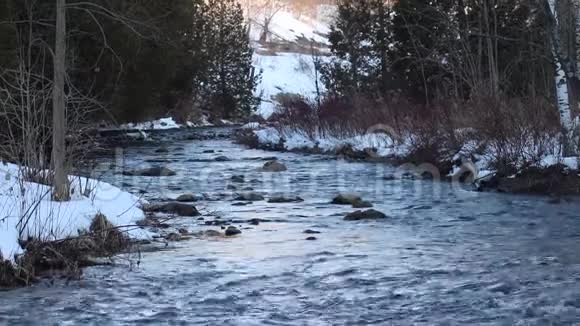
xmin=304 ymin=229 xmax=321 ymax=234
xmin=123 ymin=167 xmax=176 ymax=177
xmin=344 ymin=209 xmax=388 ymax=221
xmin=145 ymin=202 xmax=200 ymax=217
xmin=261 ymin=160 xmax=287 ymax=172
xmin=268 ymin=196 xmax=304 ymax=203
xmin=203 ymin=149 xmax=215 ymax=153
xmin=225 ymin=226 xmax=242 ymax=236
xmin=155 ymin=146 xmax=169 ymax=153
xmin=305 ymin=236 xmax=318 ymax=241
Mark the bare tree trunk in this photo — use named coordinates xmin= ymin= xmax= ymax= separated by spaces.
xmin=52 ymin=0 xmax=70 ymax=201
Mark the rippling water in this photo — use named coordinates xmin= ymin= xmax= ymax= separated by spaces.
xmin=2 ymin=129 xmax=580 ymax=325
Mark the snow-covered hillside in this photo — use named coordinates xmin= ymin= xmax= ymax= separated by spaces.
xmin=250 ymin=8 xmax=333 ymax=118
xmin=254 ymin=52 xmax=327 ymax=117
xmin=249 ymin=10 xmax=330 ymax=44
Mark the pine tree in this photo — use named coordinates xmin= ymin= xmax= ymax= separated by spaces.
xmin=322 ymin=0 xmax=394 ymax=97
xmin=200 ymin=0 xmax=260 ymax=121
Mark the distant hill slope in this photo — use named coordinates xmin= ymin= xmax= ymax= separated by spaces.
xmin=250 ymin=7 xmax=333 ymax=118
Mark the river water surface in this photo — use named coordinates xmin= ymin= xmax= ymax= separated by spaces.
xmin=2 ymin=130 xmax=580 ymax=325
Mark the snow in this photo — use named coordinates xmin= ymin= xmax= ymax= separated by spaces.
xmin=121 ymin=117 xmax=182 ymax=131
xmin=249 ymin=10 xmax=330 ymax=44
xmin=254 ymin=53 xmax=327 ymax=118
xmin=0 ymin=163 xmax=150 ymax=261
xmin=254 ymin=127 xmax=409 ymax=158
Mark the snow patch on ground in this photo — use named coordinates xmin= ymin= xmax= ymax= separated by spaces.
xmin=0 ymin=163 xmax=150 ymax=261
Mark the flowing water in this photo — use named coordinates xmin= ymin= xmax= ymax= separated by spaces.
xmin=2 ymin=129 xmax=580 ymax=325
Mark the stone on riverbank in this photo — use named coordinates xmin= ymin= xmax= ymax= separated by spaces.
xmin=261 ymin=160 xmax=287 ymax=172
xmin=144 ymin=202 xmax=200 ymax=217
xmin=344 ymin=209 xmax=388 ymax=221
xmin=123 ymin=167 xmax=176 ymax=177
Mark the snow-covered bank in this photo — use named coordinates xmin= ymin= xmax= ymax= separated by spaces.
xmin=245 ymin=126 xmax=580 ymax=182
xmin=253 ymin=126 xmax=410 ymax=158
xmin=0 ymin=163 xmax=150 ymax=261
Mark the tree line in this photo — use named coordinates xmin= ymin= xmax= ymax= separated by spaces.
xmin=322 ymin=0 xmax=579 ymax=153
xmin=0 ymin=0 xmax=258 ymax=200
xmin=0 ymin=0 xmax=258 ymax=125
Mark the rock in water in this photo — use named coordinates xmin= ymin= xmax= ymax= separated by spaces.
xmin=123 ymin=167 xmax=176 ymax=177
xmin=145 ymin=203 xmax=200 ymax=217
xmin=175 ymin=194 xmax=198 ymax=202
xmin=332 ymin=193 xmax=362 ymax=205
xmin=261 ymin=160 xmax=287 ymax=172
xmin=225 ymin=226 xmax=242 ymax=236
xmin=235 ymin=192 xmax=265 ymax=201
xmin=305 ymin=237 xmax=318 ymax=241
xmin=344 ymin=209 xmax=388 ymax=221
xmin=304 ymin=229 xmax=321 ymax=234
xmin=268 ymin=196 xmax=304 ymax=203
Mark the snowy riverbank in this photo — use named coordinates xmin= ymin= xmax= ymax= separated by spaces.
xmin=240 ymin=125 xmax=580 ymax=188
xmin=0 ymin=163 xmax=150 ymax=262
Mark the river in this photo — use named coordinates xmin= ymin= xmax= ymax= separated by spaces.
xmin=1 ymin=129 xmax=580 ymax=325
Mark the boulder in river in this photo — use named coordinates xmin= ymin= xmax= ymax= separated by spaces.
xmin=144 ymin=202 xmax=200 ymax=217
xmin=268 ymin=196 xmax=304 ymax=203
xmin=123 ymin=167 xmax=176 ymax=177
xmin=235 ymin=192 xmax=265 ymax=201
xmin=203 ymin=149 xmax=215 ymax=153
xmin=261 ymin=160 xmax=287 ymax=172
xmin=175 ymin=194 xmax=199 ymax=202
xmin=305 ymin=236 xmax=318 ymax=241
xmin=225 ymin=226 xmax=242 ymax=236
xmin=344 ymin=209 xmax=388 ymax=221
xmin=332 ymin=193 xmax=362 ymax=205
xmin=304 ymin=229 xmax=321 ymax=234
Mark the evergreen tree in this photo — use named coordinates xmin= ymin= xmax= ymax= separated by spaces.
xmin=322 ymin=0 xmax=395 ymax=97
xmin=200 ymin=0 xmax=260 ymax=120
